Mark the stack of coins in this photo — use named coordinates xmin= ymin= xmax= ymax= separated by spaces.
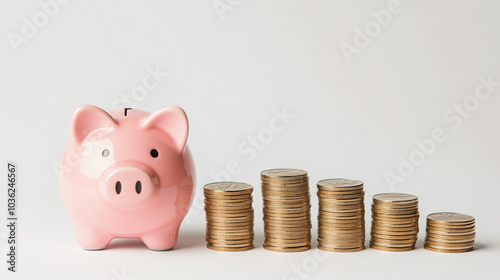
xmin=261 ymin=169 xmax=311 ymax=252
xmin=204 ymin=182 xmax=254 ymax=251
xmin=370 ymin=193 xmax=419 ymax=251
xmin=424 ymin=212 xmax=475 ymax=253
xmin=317 ymin=179 xmax=365 ymax=252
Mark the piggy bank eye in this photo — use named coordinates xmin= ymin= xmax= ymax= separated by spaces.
xmin=150 ymin=149 xmax=159 ymax=158
xmin=102 ymin=149 xmax=110 ymax=157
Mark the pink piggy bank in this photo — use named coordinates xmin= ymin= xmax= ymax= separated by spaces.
xmin=59 ymin=105 xmax=195 ymax=251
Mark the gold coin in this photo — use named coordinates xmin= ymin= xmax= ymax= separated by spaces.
xmin=371 ymin=232 xmax=416 ymax=240
xmin=317 ymin=186 xmax=364 ymax=193
xmin=371 ymin=221 xmax=419 ymax=228
xmin=205 ymin=210 xmax=254 ymax=216
xmin=426 ymin=237 xmax=475 ymax=244
xmin=204 ymin=197 xmax=253 ymax=203
xmin=370 ymin=244 xmax=415 ymax=252
xmin=318 ymin=234 xmax=365 ymax=240
xmin=373 ymin=207 xmax=418 ymax=212
xmin=372 ymin=208 xmax=419 ymax=214
xmin=319 ymin=209 xmax=364 ymax=215
xmin=426 ymin=223 xmax=475 ymax=230
xmin=264 ymin=199 xmax=311 ymax=205
xmin=263 ymin=244 xmax=311 ymax=252
xmin=371 ymin=230 xmax=418 ymax=237
xmin=373 ymin=200 xmax=418 ymax=206
xmin=205 ymin=213 xmax=254 ymax=219
xmin=204 ymin=206 xmax=254 ymax=213
xmin=204 ymin=181 xmax=253 ymax=193
xmin=319 ymin=197 xmax=364 ymax=203
xmin=373 ymin=193 xmax=418 ymax=202
xmin=265 ymin=238 xmax=311 ymax=246
xmin=207 ymin=243 xmax=254 ymax=252
xmin=426 ymin=222 xmax=475 ymax=229
xmin=204 ymin=193 xmax=253 ymax=200
xmin=317 ymin=193 xmax=364 ymax=200
xmin=370 ymin=239 xmax=416 ymax=246
xmin=264 ymin=231 xmax=311 ymax=237
xmin=265 ymin=208 xmax=311 ymax=214
xmin=425 ymin=232 xmax=475 ymax=240
xmin=207 ymin=214 xmax=253 ymax=220
xmin=319 ymin=225 xmax=364 ymax=231
xmin=206 ymin=237 xmax=254 ymax=244
xmin=426 ymin=229 xmax=475 ymax=236
xmin=263 ymin=202 xmax=311 ymax=209
xmin=261 ymin=168 xmax=308 ymax=178
xmin=319 ymin=237 xmax=365 ymax=243
xmin=317 ymin=192 xmax=364 ymax=199
xmin=264 ymin=224 xmax=312 ymax=230
xmin=317 ymin=178 xmax=363 ymax=189
xmin=207 ymin=228 xmax=254 ymax=235
xmin=318 ymin=220 xmax=364 ymax=226
xmin=427 ymin=212 xmax=475 ymax=224
xmin=264 ymin=225 xmax=312 ymax=231
xmin=207 ymin=232 xmax=254 ymax=239
xmin=318 ymin=246 xmax=364 ymax=252
xmin=206 ymin=239 xmax=253 ymax=246
xmin=372 ymin=212 xmax=419 ymax=217
xmin=426 ymin=225 xmax=475 ymax=233
xmin=207 ymin=221 xmax=254 ymax=226
xmin=319 ymin=230 xmax=365 ymax=236
xmin=372 ymin=213 xmax=419 ymax=219
xmin=424 ymin=244 xmax=472 ymax=253
xmin=318 ymin=242 xmax=365 ymax=248
xmin=207 ymin=226 xmax=254 ymax=232
xmin=370 ymin=243 xmax=417 ymax=250
xmin=263 ymin=219 xmax=311 ymax=225
xmin=424 ymin=240 xmax=474 ymax=248
xmin=262 ymin=181 xmax=309 ymax=186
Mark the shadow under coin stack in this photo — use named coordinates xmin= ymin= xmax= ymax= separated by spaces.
xmin=204 ymin=182 xmax=254 ymax=251
xmin=424 ymin=212 xmax=475 ymax=253
xmin=261 ymin=169 xmax=311 ymax=252
xmin=317 ymin=179 xmax=365 ymax=252
xmin=370 ymin=193 xmax=419 ymax=252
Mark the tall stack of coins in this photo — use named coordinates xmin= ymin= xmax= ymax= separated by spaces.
xmin=370 ymin=193 xmax=419 ymax=251
xmin=204 ymin=182 xmax=254 ymax=251
xmin=261 ymin=169 xmax=311 ymax=252
xmin=424 ymin=212 xmax=475 ymax=253
xmin=317 ymin=179 xmax=365 ymax=252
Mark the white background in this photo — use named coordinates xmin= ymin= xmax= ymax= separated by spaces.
xmin=1 ymin=1 xmax=500 ymax=279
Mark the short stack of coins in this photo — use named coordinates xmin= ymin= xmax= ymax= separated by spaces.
xmin=261 ymin=169 xmax=311 ymax=252
xmin=370 ymin=193 xmax=419 ymax=251
xmin=317 ymin=179 xmax=365 ymax=252
xmin=424 ymin=212 xmax=475 ymax=253
xmin=204 ymin=182 xmax=254 ymax=252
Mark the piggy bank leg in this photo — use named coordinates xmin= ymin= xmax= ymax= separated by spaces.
xmin=141 ymin=225 xmax=180 ymax=251
xmin=74 ymin=223 xmax=112 ymax=250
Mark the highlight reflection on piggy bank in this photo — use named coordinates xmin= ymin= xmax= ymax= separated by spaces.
xmin=59 ymin=105 xmax=195 ymax=250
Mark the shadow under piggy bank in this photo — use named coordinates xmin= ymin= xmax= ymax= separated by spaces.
xmin=103 ymin=230 xmax=205 ymax=251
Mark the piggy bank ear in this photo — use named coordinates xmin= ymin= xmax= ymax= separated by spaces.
xmin=141 ymin=106 xmax=189 ymax=153
xmin=71 ymin=105 xmax=117 ymax=146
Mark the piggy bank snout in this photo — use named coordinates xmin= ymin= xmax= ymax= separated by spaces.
xmin=98 ymin=163 xmax=159 ymax=210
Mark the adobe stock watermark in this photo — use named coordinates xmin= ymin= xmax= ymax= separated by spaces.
xmin=184 ymin=106 xmax=296 ymax=223
xmin=340 ymin=0 xmax=408 ymax=63
xmin=8 ymin=0 xmax=72 ymax=54
xmin=282 ymin=250 xmax=330 ymax=280
xmin=213 ymin=0 xmax=244 ymax=21
xmin=385 ymin=74 xmax=499 ymax=190
xmin=110 ymin=267 xmax=134 ymax=280
xmin=110 ymin=64 xmax=170 ymax=109
xmin=51 ymin=64 xmax=169 ymax=178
